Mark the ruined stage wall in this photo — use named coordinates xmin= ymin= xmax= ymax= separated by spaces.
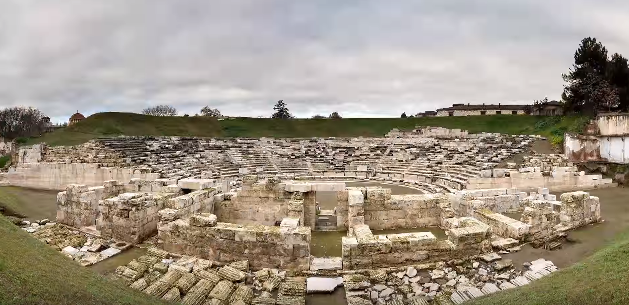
xmin=158 ymin=214 xmax=311 ymax=271
xmin=7 ymin=162 xmax=159 ymax=190
xmin=466 ymin=173 xmax=615 ymax=192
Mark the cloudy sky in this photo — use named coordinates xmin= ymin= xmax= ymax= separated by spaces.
xmin=1 ymin=0 xmax=629 ymax=122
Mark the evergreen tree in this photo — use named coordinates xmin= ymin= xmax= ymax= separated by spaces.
xmin=606 ymin=53 xmax=629 ymax=111
xmin=400 ymin=112 xmax=407 ymax=118
xmin=562 ymin=37 xmax=617 ymax=115
xmin=271 ymin=100 xmax=293 ymax=119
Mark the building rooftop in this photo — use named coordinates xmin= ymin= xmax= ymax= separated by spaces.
xmin=437 ymin=104 xmax=528 ymax=111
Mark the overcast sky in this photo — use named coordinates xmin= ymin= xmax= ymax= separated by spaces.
xmin=1 ymin=0 xmax=629 ymax=122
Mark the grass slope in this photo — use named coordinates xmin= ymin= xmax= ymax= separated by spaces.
xmin=0 ymin=186 xmax=28 ymax=217
xmin=0 ymin=215 xmax=167 ymax=305
xmin=29 ymin=112 xmax=589 ymax=146
xmin=470 ymin=229 xmax=629 ymax=305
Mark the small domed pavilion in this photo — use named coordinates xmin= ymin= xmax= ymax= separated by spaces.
xmin=69 ymin=111 xmax=85 ymax=126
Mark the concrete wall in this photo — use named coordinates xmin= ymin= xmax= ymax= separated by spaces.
xmin=565 ymin=134 xmax=629 ymax=164
xmin=7 ymin=163 xmax=159 ymax=190
xmin=597 ymin=114 xmax=629 ymax=136
xmin=158 ymin=215 xmax=311 ymax=271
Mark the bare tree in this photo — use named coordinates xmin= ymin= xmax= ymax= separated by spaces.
xmin=200 ymin=106 xmax=222 ymax=117
xmin=0 ymin=107 xmax=50 ymax=140
xmin=142 ymin=105 xmax=178 ymax=116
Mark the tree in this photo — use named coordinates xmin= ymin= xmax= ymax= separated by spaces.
xmin=0 ymin=107 xmax=50 ymax=140
xmin=271 ymin=100 xmax=293 ymax=119
xmin=563 ymin=37 xmax=614 ymax=115
xmin=328 ymin=112 xmax=342 ymax=119
xmin=606 ymin=53 xmax=629 ymax=111
xmin=142 ymin=105 xmax=177 ymax=116
xmin=200 ymin=106 xmax=222 ymax=117
xmin=311 ymin=114 xmax=325 ymax=119
xmin=400 ymin=112 xmax=407 ymax=118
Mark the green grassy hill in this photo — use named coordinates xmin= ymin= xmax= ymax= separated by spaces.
xmin=29 ymin=112 xmax=589 ymax=146
xmin=0 ymin=215 xmax=168 ymax=305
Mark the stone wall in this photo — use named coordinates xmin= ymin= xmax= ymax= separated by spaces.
xmin=7 ymin=162 xmax=159 ymax=190
xmin=449 ymin=188 xmax=522 ymax=217
xmin=473 ymin=209 xmax=530 ymax=240
xmin=466 ymin=170 xmax=615 ymax=191
xmin=521 ymin=191 xmax=601 ymax=241
xmin=57 ymin=181 xmax=125 ymax=228
xmin=214 ymin=180 xmax=296 ymax=226
xmin=99 ymin=192 xmax=178 ymax=243
xmin=158 ymin=214 xmax=311 ymax=271
xmin=364 ymin=191 xmax=443 ymax=230
xmin=57 ymin=178 xmax=218 ymax=244
xmin=342 ymin=219 xmax=490 ymax=270
xmin=214 ymin=179 xmax=345 ymax=227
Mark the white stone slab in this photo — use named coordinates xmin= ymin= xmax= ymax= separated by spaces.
xmin=62 ymin=246 xmax=79 ymax=257
xmin=306 ymin=277 xmax=343 ymax=293
xmin=310 ymin=257 xmax=342 ymax=271
xmin=100 ymin=247 xmax=122 ymax=258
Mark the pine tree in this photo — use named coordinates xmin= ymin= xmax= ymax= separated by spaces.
xmin=271 ymin=100 xmax=293 ymax=119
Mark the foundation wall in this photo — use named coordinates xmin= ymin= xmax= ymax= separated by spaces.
xmin=158 ymin=215 xmax=311 ymax=271
xmin=342 ymin=221 xmax=490 ymax=270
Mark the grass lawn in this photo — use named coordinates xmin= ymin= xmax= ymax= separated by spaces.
xmin=469 ymin=228 xmax=629 ymax=305
xmin=0 ymin=213 xmax=168 ymax=305
xmin=26 ymin=112 xmax=590 ymax=146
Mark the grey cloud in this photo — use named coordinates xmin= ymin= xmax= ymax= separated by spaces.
xmin=1 ymin=0 xmax=628 ymax=122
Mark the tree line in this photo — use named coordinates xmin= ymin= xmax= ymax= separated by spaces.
xmin=0 ymin=107 xmax=50 ymax=140
xmin=142 ymin=100 xmax=344 ymax=119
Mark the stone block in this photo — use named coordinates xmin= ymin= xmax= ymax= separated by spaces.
xmin=178 ymin=178 xmax=215 ymax=190
xmin=285 ymin=182 xmax=312 ymax=192
xmin=348 ymin=190 xmax=364 ymax=206
xmin=190 ymin=214 xmax=218 ymax=227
